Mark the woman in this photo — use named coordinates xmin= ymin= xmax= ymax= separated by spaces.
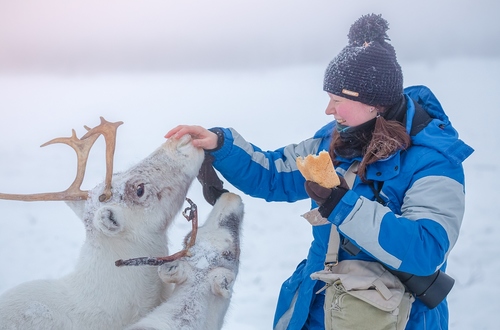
xmin=166 ymin=14 xmax=473 ymax=330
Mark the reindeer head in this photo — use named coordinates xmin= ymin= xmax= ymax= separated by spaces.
xmin=0 ymin=117 xmax=205 ymax=242
xmin=79 ymin=135 xmax=204 ymax=241
xmin=160 ymin=193 xmax=244 ymax=286
xmin=190 ymin=192 xmax=244 ymax=272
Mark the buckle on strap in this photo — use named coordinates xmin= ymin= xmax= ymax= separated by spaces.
xmin=324 ymin=261 xmax=338 ymax=272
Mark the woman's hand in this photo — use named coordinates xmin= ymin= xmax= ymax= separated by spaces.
xmin=305 ymin=176 xmax=349 ymax=218
xmin=165 ymin=125 xmax=219 ymax=150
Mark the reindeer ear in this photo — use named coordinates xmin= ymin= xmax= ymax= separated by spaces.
xmin=158 ymin=260 xmax=189 ymax=284
xmin=209 ymin=267 xmax=235 ymax=299
xmin=93 ymin=207 xmax=124 ymax=236
xmin=65 ymin=200 xmax=86 ymax=220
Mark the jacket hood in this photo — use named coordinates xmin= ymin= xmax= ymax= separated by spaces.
xmin=405 ymin=85 xmax=474 ymax=165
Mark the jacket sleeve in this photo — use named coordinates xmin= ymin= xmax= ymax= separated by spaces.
xmin=209 ymin=127 xmax=328 ymax=202
xmin=327 ymin=151 xmax=466 ymax=276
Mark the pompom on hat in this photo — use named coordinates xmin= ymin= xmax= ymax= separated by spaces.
xmin=323 ymin=14 xmax=403 ymax=106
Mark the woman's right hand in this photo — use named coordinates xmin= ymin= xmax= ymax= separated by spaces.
xmin=165 ymin=125 xmax=219 ymax=150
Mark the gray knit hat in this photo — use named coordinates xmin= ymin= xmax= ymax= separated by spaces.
xmin=323 ymin=14 xmax=403 ymax=106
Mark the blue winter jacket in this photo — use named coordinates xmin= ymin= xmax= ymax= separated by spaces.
xmin=208 ymin=85 xmax=473 ymax=329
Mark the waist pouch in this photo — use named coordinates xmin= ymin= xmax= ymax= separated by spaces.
xmin=311 ymin=260 xmax=414 ymax=330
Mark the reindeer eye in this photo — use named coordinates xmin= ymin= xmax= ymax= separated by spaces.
xmin=136 ymin=183 xmax=145 ymax=197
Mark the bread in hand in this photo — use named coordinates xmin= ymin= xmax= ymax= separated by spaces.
xmin=296 ymin=150 xmax=340 ymax=188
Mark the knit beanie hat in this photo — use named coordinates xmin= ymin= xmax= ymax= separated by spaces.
xmin=323 ymin=14 xmax=403 ymax=106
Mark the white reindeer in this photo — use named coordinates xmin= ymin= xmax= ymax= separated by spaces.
xmin=127 ymin=192 xmax=244 ymax=330
xmin=0 ymin=118 xmax=205 ymax=330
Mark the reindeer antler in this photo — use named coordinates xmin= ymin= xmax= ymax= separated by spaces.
xmin=0 ymin=117 xmax=123 ymax=202
xmin=81 ymin=117 xmax=123 ymax=202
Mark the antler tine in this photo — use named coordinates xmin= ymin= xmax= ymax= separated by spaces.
xmin=0 ymin=129 xmax=100 ymax=201
xmin=0 ymin=117 xmax=122 ymax=202
xmin=81 ymin=117 xmax=123 ymax=202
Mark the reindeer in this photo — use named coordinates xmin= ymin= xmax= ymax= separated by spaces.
xmin=125 ymin=191 xmax=244 ymax=330
xmin=0 ymin=117 xmax=205 ymax=330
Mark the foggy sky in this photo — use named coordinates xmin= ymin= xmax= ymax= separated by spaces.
xmin=1 ymin=0 xmax=498 ymax=73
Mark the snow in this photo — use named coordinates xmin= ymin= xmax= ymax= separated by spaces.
xmin=0 ymin=58 xmax=498 ymax=329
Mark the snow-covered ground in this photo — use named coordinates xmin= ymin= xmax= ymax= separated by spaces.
xmin=0 ymin=57 xmax=498 ymax=329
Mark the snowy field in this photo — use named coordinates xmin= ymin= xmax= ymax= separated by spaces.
xmin=0 ymin=57 xmax=498 ymax=329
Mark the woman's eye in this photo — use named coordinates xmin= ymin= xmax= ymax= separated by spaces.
xmin=136 ymin=183 xmax=145 ymax=197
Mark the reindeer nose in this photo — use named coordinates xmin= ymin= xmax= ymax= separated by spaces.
xmin=176 ymin=134 xmax=193 ymax=148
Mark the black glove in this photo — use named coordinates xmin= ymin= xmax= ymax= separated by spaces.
xmin=197 ymin=153 xmax=228 ymax=206
xmin=305 ymin=176 xmax=349 ymax=218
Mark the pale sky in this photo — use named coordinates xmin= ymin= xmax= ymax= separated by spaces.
xmin=1 ymin=0 xmax=498 ymax=73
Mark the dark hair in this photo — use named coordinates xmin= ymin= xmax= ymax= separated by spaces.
xmin=329 ymin=110 xmax=411 ymax=181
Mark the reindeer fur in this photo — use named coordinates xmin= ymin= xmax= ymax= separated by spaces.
xmin=127 ymin=192 xmax=244 ymax=330
xmin=0 ymin=135 xmax=204 ymax=330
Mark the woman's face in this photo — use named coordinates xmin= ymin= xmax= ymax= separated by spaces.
xmin=325 ymin=93 xmax=377 ymax=127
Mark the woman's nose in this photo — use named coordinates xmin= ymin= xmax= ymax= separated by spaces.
xmin=325 ymin=100 xmax=336 ymax=115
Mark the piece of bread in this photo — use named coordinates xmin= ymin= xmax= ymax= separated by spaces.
xmin=296 ymin=150 xmax=340 ymax=188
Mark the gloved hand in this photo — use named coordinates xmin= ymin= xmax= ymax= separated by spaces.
xmin=305 ymin=176 xmax=349 ymax=218
xmin=197 ymin=153 xmax=228 ymax=206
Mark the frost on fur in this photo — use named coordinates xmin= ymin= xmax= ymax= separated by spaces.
xmin=0 ymin=134 xmax=205 ymax=330
xmin=127 ymin=192 xmax=244 ymax=330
